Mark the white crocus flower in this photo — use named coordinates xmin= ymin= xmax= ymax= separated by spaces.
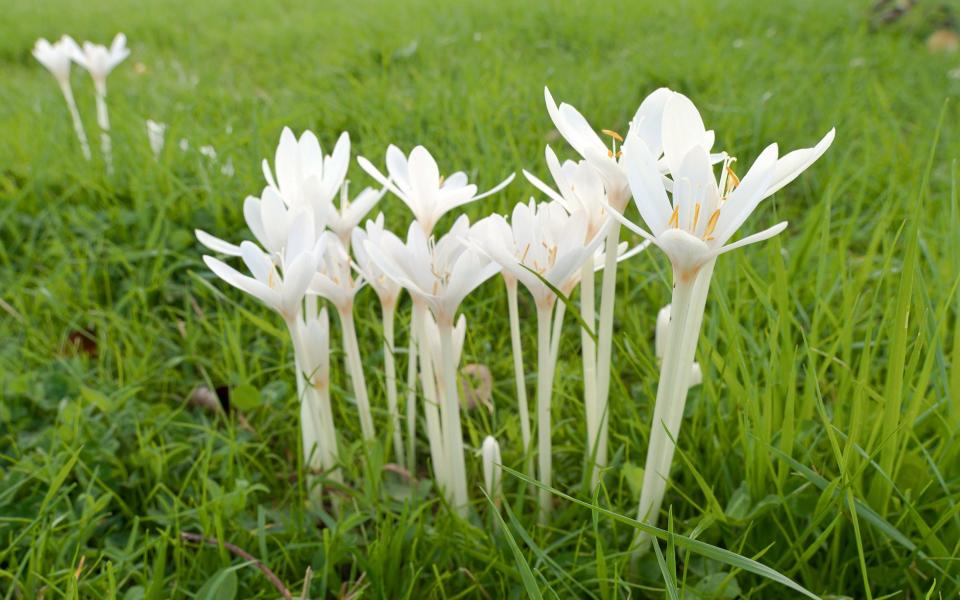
xmin=146 ymin=120 xmax=166 ymax=158
xmin=71 ymin=34 xmax=130 ymax=88
xmin=481 ymin=435 xmax=503 ymax=510
xmin=71 ymin=33 xmax=130 ymax=173
xmin=33 ymin=36 xmax=90 ymax=160
xmin=543 ymin=87 xmax=713 ymax=492
xmin=357 ymin=144 xmax=515 ymax=235
xmin=475 ymin=201 xmax=604 ymax=308
xmin=472 ymin=200 xmax=605 ymax=521
xmin=364 ymin=215 xmax=500 ymax=514
xmin=262 ymin=128 xmax=349 ymax=215
xmin=616 ymin=119 xmax=836 ymax=282
xmin=353 ymin=214 xmax=406 ymax=464
xmin=524 ymin=149 xmax=619 ymax=487
xmin=195 ymin=186 xmax=317 ymax=264
xmin=618 ymin=93 xmax=835 ymax=553
xmin=327 ymin=181 xmax=386 ymax=248
xmin=201 ymin=230 xmax=318 ymax=323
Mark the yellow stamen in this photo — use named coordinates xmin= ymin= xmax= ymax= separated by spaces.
xmin=723 ymin=165 xmax=740 ymax=197
xmin=601 ymin=129 xmax=624 ymax=142
xmin=703 ymin=209 xmax=721 ymax=240
xmin=667 ymin=205 xmax=680 ymax=229
xmin=692 ymin=203 xmax=701 ymax=230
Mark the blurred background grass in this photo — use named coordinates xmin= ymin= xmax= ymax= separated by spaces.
xmin=1 ymin=0 xmax=959 ymax=597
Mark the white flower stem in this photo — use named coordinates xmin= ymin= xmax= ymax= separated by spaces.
xmin=93 ymin=80 xmax=112 ymax=174
xmin=58 ymin=81 xmax=91 ymax=160
xmin=634 ymin=260 xmax=715 ymax=554
xmin=593 ymin=221 xmax=622 ymax=489
xmin=579 ymin=260 xmax=600 ymax=488
xmin=414 ymin=302 xmax=446 ymax=489
xmin=405 ymin=308 xmax=419 ymax=473
xmin=382 ymin=301 xmax=405 ymax=466
xmin=536 ymin=300 xmax=558 ymax=523
xmin=549 ymin=299 xmax=566 ymax=368
xmin=338 ymin=306 xmax=376 ymax=441
xmin=438 ymin=316 xmax=469 ymax=516
xmin=506 ymin=278 xmax=533 ymax=483
xmin=286 ymin=317 xmax=341 ymax=511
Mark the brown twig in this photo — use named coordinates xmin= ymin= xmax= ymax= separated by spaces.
xmin=180 ymin=531 xmax=293 ymax=600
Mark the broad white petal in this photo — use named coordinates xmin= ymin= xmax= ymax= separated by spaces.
xmin=765 ymin=128 xmax=835 ymax=197
xmin=628 ymin=87 xmax=672 ymax=156
xmin=712 ymin=143 xmax=780 ymax=245
xmin=621 ymin=134 xmax=673 ymax=235
xmin=661 ymin=92 xmax=708 ymax=176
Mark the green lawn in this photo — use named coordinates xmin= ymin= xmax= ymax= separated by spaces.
xmin=2 ymin=0 xmax=960 ymax=597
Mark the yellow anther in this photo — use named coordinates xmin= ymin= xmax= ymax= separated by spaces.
xmin=667 ymin=205 xmax=680 ymax=229
xmin=601 ymin=129 xmax=624 ymax=142
xmin=703 ymin=209 xmax=721 ymax=240
xmin=723 ymin=165 xmax=740 ymax=197
xmin=692 ymin=203 xmax=702 ymax=230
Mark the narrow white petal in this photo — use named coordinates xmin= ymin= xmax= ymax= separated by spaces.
xmin=195 ymin=229 xmax=242 ymax=256
xmin=712 ymin=221 xmax=788 ymax=257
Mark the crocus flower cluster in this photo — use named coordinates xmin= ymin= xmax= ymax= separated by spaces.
xmin=33 ymin=33 xmax=129 ymax=170
xmin=196 ymin=88 xmax=832 ymax=532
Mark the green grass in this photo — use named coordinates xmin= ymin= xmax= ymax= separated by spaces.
xmin=2 ymin=0 xmax=960 ymax=596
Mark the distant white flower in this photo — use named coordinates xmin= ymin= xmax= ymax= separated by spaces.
xmin=352 ymin=213 xmax=403 ymax=307
xmin=363 ymin=215 xmax=500 ymax=324
xmin=358 ymin=145 xmax=515 ymax=234
xmin=200 ymin=145 xmax=217 ymax=161
xmin=262 ymin=127 xmax=349 ymax=212
xmin=71 ymin=33 xmax=130 ymax=89
xmin=33 ymin=35 xmax=90 ymax=160
xmin=146 ymin=120 xmax=166 ymax=158
xmin=32 ymin=36 xmax=80 ymax=84
xmin=179 ymin=138 xmax=189 ymax=152
xmin=221 ymin=157 xmax=235 ymax=178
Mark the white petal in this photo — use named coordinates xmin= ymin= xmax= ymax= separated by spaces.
xmin=195 ymin=229 xmax=242 ymax=256
xmin=469 ymin=171 xmax=515 ymax=202
xmin=621 ymin=134 xmax=673 ymax=236
xmin=711 ymin=143 xmax=780 ymax=245
xmin=204 ymin=255 xmax=278 ymax=309
xmin=628 ymin=87 xmax=672 ymax=156
xmin=712 ymin=221 xmax=788 ymax=258
xmin=661 ymin=92 xmax=708 ymax=176
xmin=765 ymin=128 xmax=835 ymax=197
xmin=240 ymin=241 xmax=275 ymax=285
